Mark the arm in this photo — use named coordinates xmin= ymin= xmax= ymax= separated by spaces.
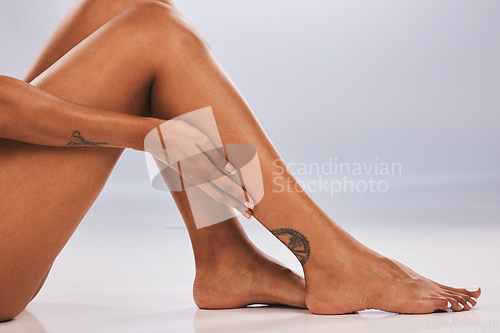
xmin=0 ymin=75 xmax=254 ymax=215
xmin=0 ymin=75 xmax=160 ymax=151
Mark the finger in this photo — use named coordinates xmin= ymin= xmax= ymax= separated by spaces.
xmin=197 ymin=138 xmax=236 ymax=175
xmin=177 ymin=152 xmax=254 ymax=210
xmin=177 ymin=151 xmax=228 ymax=186
xmin=211 ymin=176 xmax=255 ymax=210
xmin=198 ymin=182 xmax=253 ymax=219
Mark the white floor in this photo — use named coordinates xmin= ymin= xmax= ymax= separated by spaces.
xmin=1 ymin=217 xmax=499 ymax=333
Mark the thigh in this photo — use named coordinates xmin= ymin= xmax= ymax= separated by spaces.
xmin=19 ymin=0 xmax=176 ymax=299
xmin=24 ymin=0 xmax=175 ymax=82
xmin=0 ymin=8 xmax=155 ymax=310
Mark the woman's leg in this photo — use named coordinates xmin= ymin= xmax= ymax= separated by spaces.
xmin=46 ymin=1 xmax=477 ymax=315
xmin=23 ymin=0 xmax=306 ymax=310
xmin=0 ymin=5 xmax=157 ymax=321
xmin=141 ymin=5 xmax=481 ymax=315
xmin=0 ymin=2 xmax=305 ymax=322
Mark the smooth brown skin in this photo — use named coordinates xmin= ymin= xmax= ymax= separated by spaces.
xmin=0 ymin=0 xmax=306 ymax=320
xmin=0 ymin=77 xmax=256 ymax=217
xmin=0 ymin=0 xmax=480 ymax=321
xmin=0 ymin=76 xmax=160 ymax=150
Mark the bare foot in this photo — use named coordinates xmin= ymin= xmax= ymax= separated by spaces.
xmin=193 ymin=252 xmax=306 ymax=309
xmin=303 ymin=226 xmax=481 ymax=314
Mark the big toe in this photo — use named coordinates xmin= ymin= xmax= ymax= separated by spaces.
xmin=465 ymin=286 xmax=481 ymax=299
xmin=437 ymin=283 xmax=481 ymax=299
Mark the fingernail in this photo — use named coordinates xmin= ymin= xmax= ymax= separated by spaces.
xmin=466 ymin=286 xmax=480 ymax=293
xmin=447 ymin=301 xmax=452 ymax=309
xmin=224 ymin=162 xmax=236 ymax=175
xmin=466 ymin=301 xmax=473 ymax=308
xmin=243 ymin=210 xmax=252 ymax=219
xmin=244 ymin=201 xmax=254 ymax=209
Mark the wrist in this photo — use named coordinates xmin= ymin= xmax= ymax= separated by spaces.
xmin=131 ymin=117 xmax=164 ymax=151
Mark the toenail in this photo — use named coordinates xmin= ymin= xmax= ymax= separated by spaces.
xmin=466 ymin=286 xmax=480 ymax=293
xmin=447 ymin=301 xmax=452 ymax=309
xmin=467 ymin=301 xmax=473 ymax=308
xmin=458 ymin=303 xmax=464 ymax=309
xmin=471 ymin=297 xmax=477 ymax=302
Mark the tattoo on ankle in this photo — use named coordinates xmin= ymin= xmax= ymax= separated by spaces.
xmin=271 ymin=228 xmax=310 ymax=265
xmin=66 ymin=130 xmax=108 ymax=147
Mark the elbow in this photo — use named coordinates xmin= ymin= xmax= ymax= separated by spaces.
xmin=0 ymin=75 xmax=18 ymax=99
xmin=0 ymin=75 xmax=9 ymax=102
xmin=0 ymin=75 xmax=16 ymax=137
xmin=0 ymin=74 xmax=13 ymax=89
xmin=0 ymin=77 xmax=6 ymax=137
xmin=0 ymin=74 xmax=10 ymax=85
xmin=0 ymin=75 xmax=26 ymax=138
xmin=0 ymin=75 xmax=18 ymax=106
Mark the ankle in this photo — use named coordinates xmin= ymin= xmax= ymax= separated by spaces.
xmin=193 ymin=242 xmax=261 ymax=274
xmin=188 ymin=220 xmax=258 ymax=266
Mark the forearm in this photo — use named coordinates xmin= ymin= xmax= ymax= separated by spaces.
xmin=0 ymin=76 xmax=161 ymax=151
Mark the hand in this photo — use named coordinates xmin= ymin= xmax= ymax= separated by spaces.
xmin=145 ymin=119 xmax=254 ymax=218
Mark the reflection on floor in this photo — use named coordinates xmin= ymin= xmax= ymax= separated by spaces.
xmin=1 ymin=220 xmax=499 ymax=333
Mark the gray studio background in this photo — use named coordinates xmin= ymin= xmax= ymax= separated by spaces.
xmin=1 ymin=0 xmax=498 ymax=232
xmin=1 ymin=3 xmax=500 ymax=330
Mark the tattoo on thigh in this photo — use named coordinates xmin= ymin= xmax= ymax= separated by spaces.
xmin=271 ymin=228 xmax=310 ymax=265
xmin=66 ymin=130 xmax=108 ymax=147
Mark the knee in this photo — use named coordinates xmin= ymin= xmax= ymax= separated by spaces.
xmin=109 ymin=0 xmax=176 ymax=7
xmin=125 ymin=2 xmax=209 ymax=52
xmin=86 ymin=0 xmax=176 ymax=10
xmin=134 ymin=0 xmax=177 ymax=6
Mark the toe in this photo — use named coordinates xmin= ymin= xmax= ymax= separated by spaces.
xmin=436 ymin=283 xmax=481 ymax=299
xmin=442 ymin=291 xmax=471 ymax=310
xmin=466 ymin=287 xmax=481 ymax=299
xmin=432 ymin=297 xmax=450 ymax=312
xmin=447 ymin=298 xmax=465 ymax=312
xmin=461 ymin=294 xmax=477 ymax=309
xmin=453 ymin=294 xmax=471 ymax=311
